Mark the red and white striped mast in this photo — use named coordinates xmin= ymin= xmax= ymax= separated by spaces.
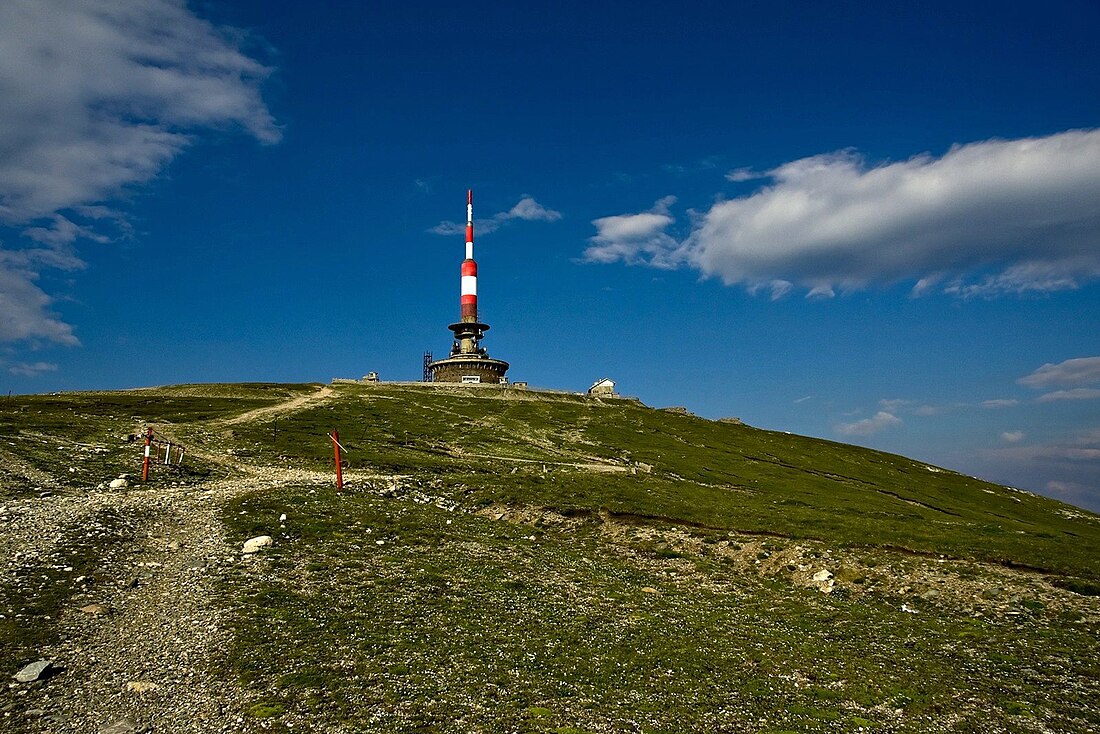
xmin=427 ymin=188 xmax=510 ymax=383
xmin=461 ymin=189 xmax=478 ymax=322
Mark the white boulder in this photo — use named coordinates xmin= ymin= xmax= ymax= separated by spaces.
xmin=242 ymin=535 xmax=273 ymax=554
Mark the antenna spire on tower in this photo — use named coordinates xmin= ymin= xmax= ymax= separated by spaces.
xmin=461 ymin=189 xmax=477 ymax=321
xmin=426 ymin=189 xmax=509 ymax=384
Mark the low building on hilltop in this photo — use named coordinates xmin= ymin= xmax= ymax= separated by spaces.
xmin=588 ymin=378 xmax=617 ymax=397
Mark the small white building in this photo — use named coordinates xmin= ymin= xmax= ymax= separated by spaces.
xmin=588 ymin=378 xmax=617 ymax=397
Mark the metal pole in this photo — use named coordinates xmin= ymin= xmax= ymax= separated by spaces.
xmin=331 ymin=429 xmax=344 ymax=490
xmin=164 ymin=441 xmax=172 ymax=465
xmin=142 ymin=427 xmax=152 ymax=482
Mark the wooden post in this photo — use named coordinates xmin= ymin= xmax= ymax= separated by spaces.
xmin=331 ymin=429 xmax=344 ymax=490
xmin=141 ymin=427 xmax=153 ymax=482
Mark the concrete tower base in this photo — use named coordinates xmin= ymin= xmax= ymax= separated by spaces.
xmin=429 ymin=355 xmax=509 ymax=384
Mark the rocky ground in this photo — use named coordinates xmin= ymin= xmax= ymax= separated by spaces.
xmin=3 ymin=473 xmax=265 ymax=733
xmin=1 ymin=387 xmax=339 ymax=734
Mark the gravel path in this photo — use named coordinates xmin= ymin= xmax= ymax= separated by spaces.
xmin=4 ymin=465 xmax=349 ymax=734
xmin=4 ymin=480 xmax=242 ymax=733
xmin=2 ymin=386 xmax=342 ymax=734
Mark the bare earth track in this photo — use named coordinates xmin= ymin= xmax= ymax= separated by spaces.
xmin=2 ymin=388 xmax=340 ymax=734
xmin=218 ymin=384 xmax=334 ymax=427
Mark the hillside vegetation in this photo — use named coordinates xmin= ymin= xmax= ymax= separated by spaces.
xmin=1 ymin=382 xmax=1097 ymax=733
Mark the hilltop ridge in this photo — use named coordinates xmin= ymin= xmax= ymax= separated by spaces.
xmin=1 ymin=382 xmax=1097 ymax=733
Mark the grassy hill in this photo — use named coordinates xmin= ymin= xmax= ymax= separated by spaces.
xmin=1 ymin=382 xmax=1098 ymax=733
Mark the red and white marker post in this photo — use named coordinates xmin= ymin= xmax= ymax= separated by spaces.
xmin=330 ymin=429 xmax=344 ymax=490
xmin=141 ymin=427 xmax=153 ymax=482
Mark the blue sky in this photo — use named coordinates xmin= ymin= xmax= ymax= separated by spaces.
xmin=2 ymin=1 xmax=1099 ymax=509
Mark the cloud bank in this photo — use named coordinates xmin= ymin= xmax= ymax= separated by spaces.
xmin=7 ymin=361 xmax=59 ymax=377
xmin=990 ymin=430 xmax=1100 ymax=463
xmin=431 ymin=196 xmax=561 ymax=236
xmin=1018 ymin=356 xmax=1100 ymax=403
xmin=835 ymin=411 xmax=902 ymax=437
xmin=586 ymin=129 xmax=1100 ymax=298
xmin=0 ymin=0 xmax=279 ymax=346
xmin=1018 ymin=356 xmax=1100 ymax=389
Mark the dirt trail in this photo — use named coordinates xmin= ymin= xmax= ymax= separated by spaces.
xmin=219 ymin=384 xmax=335 ymax=427
xmin=458 ymin=451 xmax=631 ymax=473
xmin=1 ymin=387 xmax=352 ymax=733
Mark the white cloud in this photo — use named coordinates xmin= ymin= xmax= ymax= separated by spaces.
xmin=22 ymin=215 xmax=109 ymax=247
xmin=996 ymin=445 xmax=1100 ymax=462
xmin=430 ymin=196 xmax=561 ymax=236
xmin=1045 ymin=480 xmax=1093 ymax=503
xmin=979 ymin=428 xmax=1100 ymax=510
xmin=762 ymin=280 xmax=793 ymax=300
xmin=1018 ymin=356 xmax=1100 ymax=388
xmin=806 ymin=284 xmax=835 ymax=300
xmin=1035 ymin=388 xmax=1100 ymax=403
xmin=878 ymin=398 xmax=911 ymax=412
xmin=0 ymin=0 xmax=278 ymax=346
xmin=0 ymin=0 xmax=279 ymax=223
xmin=982 ymin=399 xmax=1019 ymax=409
xmin=0 ymin=258 xmax=80 ymax=345
xmin=1001 ymin=431 xmax=1025 ymax=443
xmin=7 ymin=361 xmax=59 ymax=377
xmin=835 ymin=411 xmax=902 ymax=437
xmin=989 ymin=429 xmax=1100 ymax=462
xmin=583 ymin=196 xmax=681 ymax=268
xmin=726 ymin=167 xmax=765 ymax=182
xmin=588 ymin=129 xmax=1100 ymax=298
xmin=506 ymin=197 xmax=562 ymax=223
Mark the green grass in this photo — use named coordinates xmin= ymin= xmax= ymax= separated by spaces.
xmin=227 ymin=383 xmax=1100 ymax=578
xmin=5 ymin=381 xmax=1100 ymax=733
xmin=221 ymin=482 xmax=1100 ymax=733
xmin=0 ymin=384 xmax=317 ymax=498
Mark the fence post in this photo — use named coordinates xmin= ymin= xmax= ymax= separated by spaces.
xmin=141 ymin=427 xmax=153 ymax=482
xmin=330 ymin=429 xmax=344 ymax=490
